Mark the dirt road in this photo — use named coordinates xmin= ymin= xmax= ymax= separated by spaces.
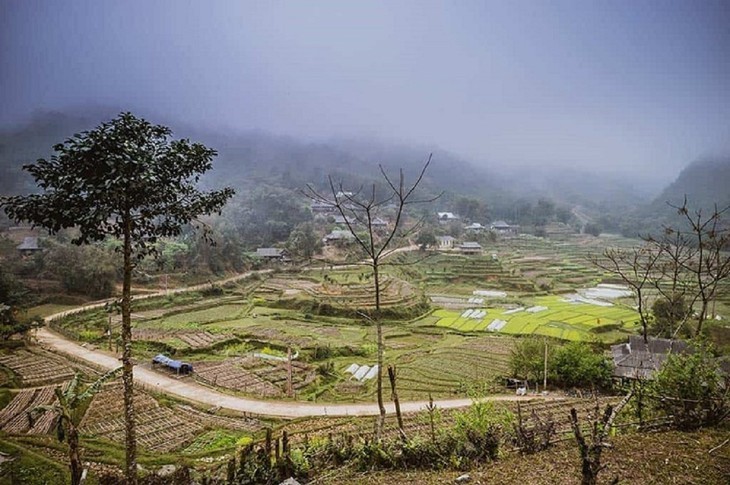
xmin=38 ymin=264 xmax=560 ymax=418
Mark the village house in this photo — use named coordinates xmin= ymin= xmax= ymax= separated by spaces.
xmin=611 ymin=335 xmax=691 ymax=381
xmin=255 ymin=247 xmax=291 ymax=262
xmin=437 ymin=235 xmax=455 ymax=249
xmin=490 ymin=220 xmax=518 ymax=235
xmin=459 ymin=241 xmax=482 ymax=255
xmin=437 ymin=212 xmax=461 ymax=225
xmin=371 ymin=217 xmax=388 ymax=228
xmin=464 ymin=222 xmax=486 ymax=232
xmin=16 ymin=236 xmax=41 ymax=257
xmin=310 ymin=201 xmax=336 ymax=214
xmin=322 ymin=230 xmax=355 ymax=246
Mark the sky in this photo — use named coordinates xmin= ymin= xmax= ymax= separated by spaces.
xmin=1 ymin=0 xmax=729 ymax=184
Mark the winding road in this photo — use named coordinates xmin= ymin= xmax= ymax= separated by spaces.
xmin=38 ymin=267 xmax=560 ymax=418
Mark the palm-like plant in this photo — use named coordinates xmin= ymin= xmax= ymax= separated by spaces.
xmin=31 ymin=368 xmax=122 ymax=485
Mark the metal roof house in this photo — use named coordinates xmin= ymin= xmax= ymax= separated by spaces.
xmin=490 ymin=221 xmax=518 ymax=234
xmin=16 ymin=237 xmax=41 ymax=255
xmin=611 ymin=335 xmax=691 ymax=380
xmin=459 ymin=241 xmax=483 ymax=255
xmin=255 ymin=248 xmax=291 ymax=261
xmin=152 ymin=354 xmax=193 ymax=375
xmin=437 ymin=235 xmax=455 ymax=249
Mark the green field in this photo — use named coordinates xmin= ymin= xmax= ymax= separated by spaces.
xmin=434 ymin=295 xmax=639 ymax=342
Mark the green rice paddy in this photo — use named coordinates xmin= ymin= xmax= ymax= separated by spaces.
xmin=434 ymin=295 xmax=640 ymax=342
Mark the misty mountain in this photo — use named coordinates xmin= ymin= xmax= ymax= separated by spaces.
xmin=650 ymin=159 xmax=730 ymax=213
xmin=0 ymin=110 xmax=701 ymax=226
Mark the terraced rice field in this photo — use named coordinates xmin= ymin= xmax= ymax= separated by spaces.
xmin=434 ymin=295 xmax=639 ymax=342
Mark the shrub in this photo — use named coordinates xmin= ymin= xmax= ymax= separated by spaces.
xmin=649 ymin=342 xmax=729 ymax=430
xmin=552 ymin=341 xmax=612 ymax=389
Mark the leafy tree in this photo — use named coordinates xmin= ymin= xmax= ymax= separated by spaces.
xmin=415 ymin=227 xmax=437 ymax=250
xmin=31 ymin=368 xmax=121 ymax=485
xmin=1 ymin=112 xmax=234 ymax=484
xmin=583 ymin=222 xmax=602 ymax=237
xmin=651 ymin=294 xmax=690 ymax=338
xmin=287 ymin=222 xmax=322 ymax=261
xmin=649 ymin=342 xmax=729 ymax=430
xmin=0 ymin=304 xmax=33 ymax=340
xmin=44 ymin=242 xmax=117 ymax=299
xmin=509 ymin=337 xmax=555 ymax=385
xmin=552 ymin=342 xmax=612 ymax=389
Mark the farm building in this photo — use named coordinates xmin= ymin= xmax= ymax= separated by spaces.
xmin=310 ymin=201 xmax=336 ymax=213
xmin=371 ymin=217 xmax=388 ymax=227
xmin=611 ymin=335 xmax=691 ymax=380
xmin=490 ymin=220 xmax=518 ymax=235
xmin=459 ymin=241 xmax=483 ymax=255
xmin=464 ymin=222 xmax=486 ymax=232
xmin=16 ymin=236 xmax=41 ymax=256
xmin=152 ymin=354 xmax=193 ymax=375
xmin=437 ymin=235 xmax=455 ymax=249
xmin=437 ymin=212 xmax=461 ymax=224
xmin=323 ymin=230 xmax=355 ymax=245
xmin=255 ymin=248 xmax=291 ymax=262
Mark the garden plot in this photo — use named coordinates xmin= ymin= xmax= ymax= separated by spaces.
xmin=80 ymin=382 xmax=261 ymax=452
xmin=434 ymin=295 xmax=639 ymax=342
xmin=0 ymin=349 xmax=74 ymax=386
xmin=0 ymin=385 xmax=62 ymax=435
xmin=194 ymin=356 xmax=316 ymax=397
xmin=132 ymin=329 xmax=230 ymax=349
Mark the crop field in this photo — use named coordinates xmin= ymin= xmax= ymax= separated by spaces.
xmin=433 ymin=295 xmax=639 ymax=342
xmin=80 ymin=382 xmax=262 ymax=452
xmin=0 ymin=385 xmax=61 ymax=435
xmin=0 ymin=349 xmax=75 ymax=386
xmin=194 ymin=356 xmax=317 ymax=397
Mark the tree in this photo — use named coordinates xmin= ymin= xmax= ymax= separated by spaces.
xmin=592 ymin=198 xmax=730 ymax=338
xmin=31 ymin=368 xmax=121 ymax=485
xmin=651 ymin=294 xmax=690 ymax=338
xmin=583 ymin=222 xmax=602 ymax=237
xmin=287 ymin=222 xmax=322 ymax=261
xmin=552 ymin=342 xmax=612 ymax=389
xmin=649 ymin=342 xmax=729 ymax=430
xmin=306 ymin=155 xmax=436 ymax=438
xmin=415 ymin=227 xmax=437 ymax=250
xmin=509 ymin=337 xmax=555 ymax=386
xmin=1 ymin=112 xmax=234 ymax=484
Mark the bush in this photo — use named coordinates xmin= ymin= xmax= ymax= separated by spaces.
xmin=552 ymin=341 xmax=612 ymax=389
xmin=649 ymin=342 xmax=729 ymax=430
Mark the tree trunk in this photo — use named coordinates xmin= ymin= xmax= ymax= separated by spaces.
xmin=122 ymin=216 xmax=138 ymax=484
xmin=67 ymin=423 xmax=82 ymax=485
xmin=373 ymin=262 xmax=386 ymax=439
xmin=388 ymin=365 xmax=406 ymax=442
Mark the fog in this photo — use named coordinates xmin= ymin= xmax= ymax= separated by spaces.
xmin=1 ymin=0 xmax=728 ymax=188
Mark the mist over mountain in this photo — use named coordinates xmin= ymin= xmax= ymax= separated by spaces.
xmin=2 ymin=109 xmax=728 ymax=238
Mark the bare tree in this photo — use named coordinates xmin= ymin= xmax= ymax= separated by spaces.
xmin=569 ymin=391 xmax=633 ymax=485
xmin=591 ymin=198 xmax=730 ymax=339
xmin=306 ymin=155 xmax=437 ymax=438
xmin=591 ymin=246 xmax=660 ymax=342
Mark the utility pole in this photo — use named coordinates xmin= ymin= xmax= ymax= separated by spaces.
xmin=286 ymin=346 xmax=293 ymax=398
xmin=543 ymin=339 xmax=548 ymax=391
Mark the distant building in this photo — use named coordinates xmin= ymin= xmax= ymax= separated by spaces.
xmin=255 ymin=247 xmax=291 ymax=262
xmin=437 ymin=212 xmax=461 ymax=224
xmin=490 ymin=220 xmax=518 ymax=235
xmin=310 ymin=201 xmax=336 ymax=213
xmin=611 ymin=335 xmax=691 ymax=381
xmin=465 ymin=222 xmax=486 ymax=232
xmin=459 ymin=241 xmax=482 ymax=255
xmin=16 ymin=237 xmax=41 ymax=256
xmin=437 ymin=235 xmax=455 ymax=249
xmin=371 ymin=217 xmax=388 ymax=227
xmin=323 ymin=230 xmax=355 ymax=245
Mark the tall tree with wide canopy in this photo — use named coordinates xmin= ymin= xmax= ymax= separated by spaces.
xmin=1 ymin=112 xmax=234 ymax=484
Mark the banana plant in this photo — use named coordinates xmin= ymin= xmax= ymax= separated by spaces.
xmin=30 ymin=367 xmax=122 ymax=485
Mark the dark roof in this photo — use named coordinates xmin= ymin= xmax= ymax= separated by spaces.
xmin=611 ymin=336 xmax=691 ymax=379
xmin=16 ymin=237 xmax=40 ymax=251
xmin=256 ymin=248 xmax=285 ymax=258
